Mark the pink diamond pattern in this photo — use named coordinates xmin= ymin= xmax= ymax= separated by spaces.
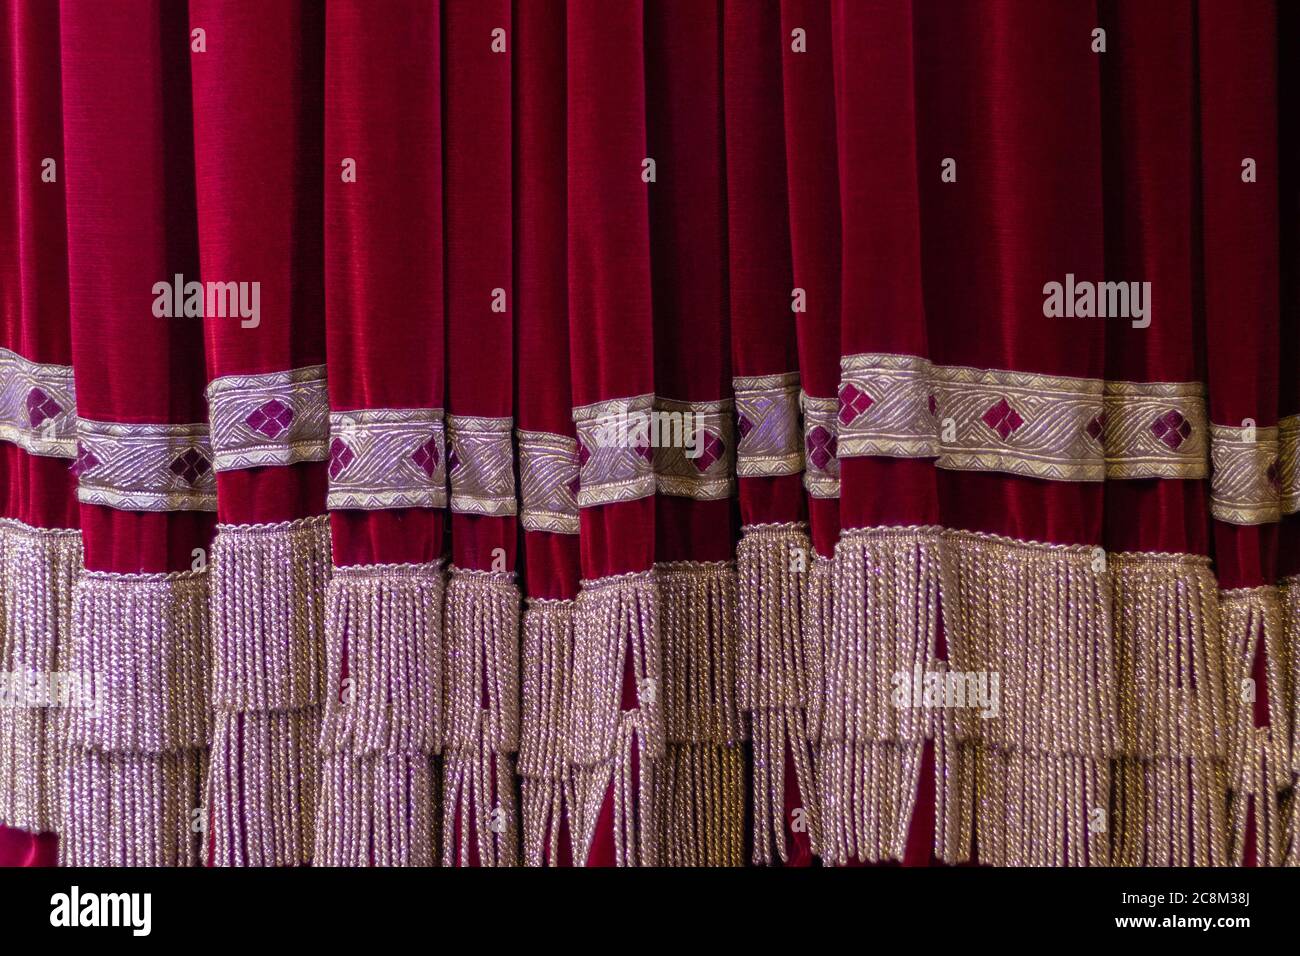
xmin=837 ymin=382 xmax=874 ymax=426
xmin=25 ymin=387 xmax=63 ymax=428
xmin=169 ymin=448 xmax=211 ymax=485
xmin=981 ymin=398 xmax=1024 ymax=441
xmin=807 ymin=425 xmax=836 ymax=471
xmin=446 ymin=445 xmax=460 ymax=473
xmin=245 ymin=399 xmax=294 ymax=439
xmin=1085 ymin=413 xmax=1105 ymax=442
xmin=1150 ymin=409 xmax=1192 ymax=450
xmin=692 ymin=431 xmax=725 ymax=472
xmin=411 ymin=434 xmax=440 ymax=477
xmin=329 ymin=438 xmax=355 ymax=480
xmin=70 ymin=443 xmax=99 ymax=477
xmin=635 ymin=435 xmax=654 ymax=462
xmin=737 ymin=412 xmax=754 ymax=440
xmin=577 ymin=440 xmax=591 ymax=468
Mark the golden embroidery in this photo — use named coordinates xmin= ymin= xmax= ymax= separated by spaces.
xmin=838 ymin=353 xmax=938 ymax=459
xmin=1278 ymin=413 xmax=1299 ymax=515
xmin=800 ymin=391 xmax=840 ymax=498
xmin=326 ymin=408 xmax=447 ymax=511
xmin=732 ymin=372 xmax=803 ymax=477
xmin=572 ymin=393 xmax=656 ymax=508
xmin=932 ymin=364 xmax=1104 ymax=482
xmin=1103 ymin=380 xmax=1207 ymax=479
xmin=446 ymin=414 xmax=517 ymax=517
xmin=652 ymin=397 xmax=735 ymax=501
xmin=73 ymin=418 xmax=216 ymax=512
xmin=206 ymin=365 xmax=329 ymax=470
xmin=517 ymin=430 xmax=580 ymax=534
xmin=0 ymin=347 xmax=77 ymax=458
xmin=1209 ymin=423 xmax=1281 ymax=526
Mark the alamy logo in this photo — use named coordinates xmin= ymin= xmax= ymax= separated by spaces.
xmin=1042 ymin=273 xmax=1151 ymax=328
xmin=49 ymin=886 xmax=151 ymax=937
xmin=152 ymin=274 xmax=261 ymax=328
xmin=592 ymin=408 xmax=706 ymax=458
xmin=891 ymin=666 xmax=1000 ymax=719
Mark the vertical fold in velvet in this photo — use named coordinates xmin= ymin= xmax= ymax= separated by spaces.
xmin=567 ymin=0 xmax=662 ymax=866
xmin=188 ymin=0 xmax=330 ymax=868
xmin=59 ymin=0 xmax=213 ymax=866
xmin=441 ymin=0 xmax=520 ymax=868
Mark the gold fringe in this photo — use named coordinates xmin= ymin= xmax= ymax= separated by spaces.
xmin=735 ymin=523 xmax=820 ymax=864
xmin=0 ymin=520 xmax=80 ymax=834
xmin=821 ymin=526 xmax=942 ymax=864
xmin=208 ymin=515 xmax=330 ymax=866
xmin=520 ymin=597 xmax=578 ymax=867
xmin=1111 ymin=552 xmax=1228 ymax=866
xmin=442 ymin=567 xmax=519 ymax=866
xmin=571 ymin=569 xmax=663 ymax=866
xmin=315 ymin=753 xmax=439 ymax=866
xmin=655 ymin=561 xmax=744 ymax=867
xmin=62 ymin=568 xmax=209 ymax=866
xmin=940 ymin=530 xmax=1116 ymax=866
xmin=1284 ymin=576 xmax=1300 ymax=865
xmin=1221 ymin=584 xmax=1294 ymax=867
xmin=315 ymin=561 xmax=443 ymax=866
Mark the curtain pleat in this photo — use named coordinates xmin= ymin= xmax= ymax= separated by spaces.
xmin=0 ymin=0 xmax=1296 ymax=869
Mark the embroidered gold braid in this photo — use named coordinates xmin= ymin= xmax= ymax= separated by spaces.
xmin=1209 ymin=423 xmax=1281 ymax=525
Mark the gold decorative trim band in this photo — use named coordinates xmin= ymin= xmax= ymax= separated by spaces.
xmin=206 ymin=365 xmax=329 ymax=471
xmin=933 ymin=364 xmax=1104 ymax=481
xmin=73 ymin=418 xmax=215 ymax=511
xmin=326 ymin=408 xmax=447 ymax=511
xmin=0 ymin=347 xmax=77 ymax=458
xmin=800 ymin=391 xmax=839 ymax=498
xmin=653 ymin=397 xmax=735 ymax=501
xmin=572 ymin=393 xmax=656 ymax=508
xmin=1103 ymin=380 xmax=1207 ymax=480
xmin=1209 ymin=423 xmax=1280 ymax=525
xmin=446 ymin=413 xmax=516 ymax=517
xmin=517 ymin=429 xmax=579 ymax=534
xmin=835 ymin=353 xmax=1213 ymax=484
xmin=732 ymin=372 xmax=802 ymax=478
xmin=838 ymin=353 xmax=938 ymax=459
xmin=1279 ymin=414 xmax=1299 ymax=515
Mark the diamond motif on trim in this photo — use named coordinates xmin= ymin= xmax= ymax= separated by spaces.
xmin=328 ymin=438 xmax=355 ymax=480
xmin=577 ymin=439 xmax=591 ymax=468
xmin=837 ymin=382 xmax=875 ymax=426
xmin=1150 ymin=409 xmax=1192 ymax=450
xmin=25 ymin=387 xmax=63 ymax=428
xmin=245 ymin=399 xmax=295 ymax=439
xmin=1267 ymin=458 xmax=1281 ymax=491
xmin=807 ymin=425 xmax=837 ymax=471
xmin=928 ymin=393 xmax=937 ymax=417
xmin=634 ymin=435 xmax=654 ymax=462
xmin=70 ymin=443 xmax=100 ymax=477
xmin=981 ymin=397 xmax=1024 ymax=440
xmin=410 ymin=434 xmax=440 ymax=477
xmin=169 ymin=448 xmax=211 ymax=485
xmin=1085 ymin=413 xmax=1105 ymax=442
xmin=737 ymin=412 xmax=754 ymax=440
xmin=446 ymin=445 xmax=460 ymax=473
xmin=692 ymin=431 xmax=725 ymax=471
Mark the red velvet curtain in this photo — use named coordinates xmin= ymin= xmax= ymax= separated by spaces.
xmin=0 ymin=0 xmax=1296 ymax=869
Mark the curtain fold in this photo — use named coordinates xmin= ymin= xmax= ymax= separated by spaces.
xmin=1 ymin=0 xmax=1297 ymax=869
